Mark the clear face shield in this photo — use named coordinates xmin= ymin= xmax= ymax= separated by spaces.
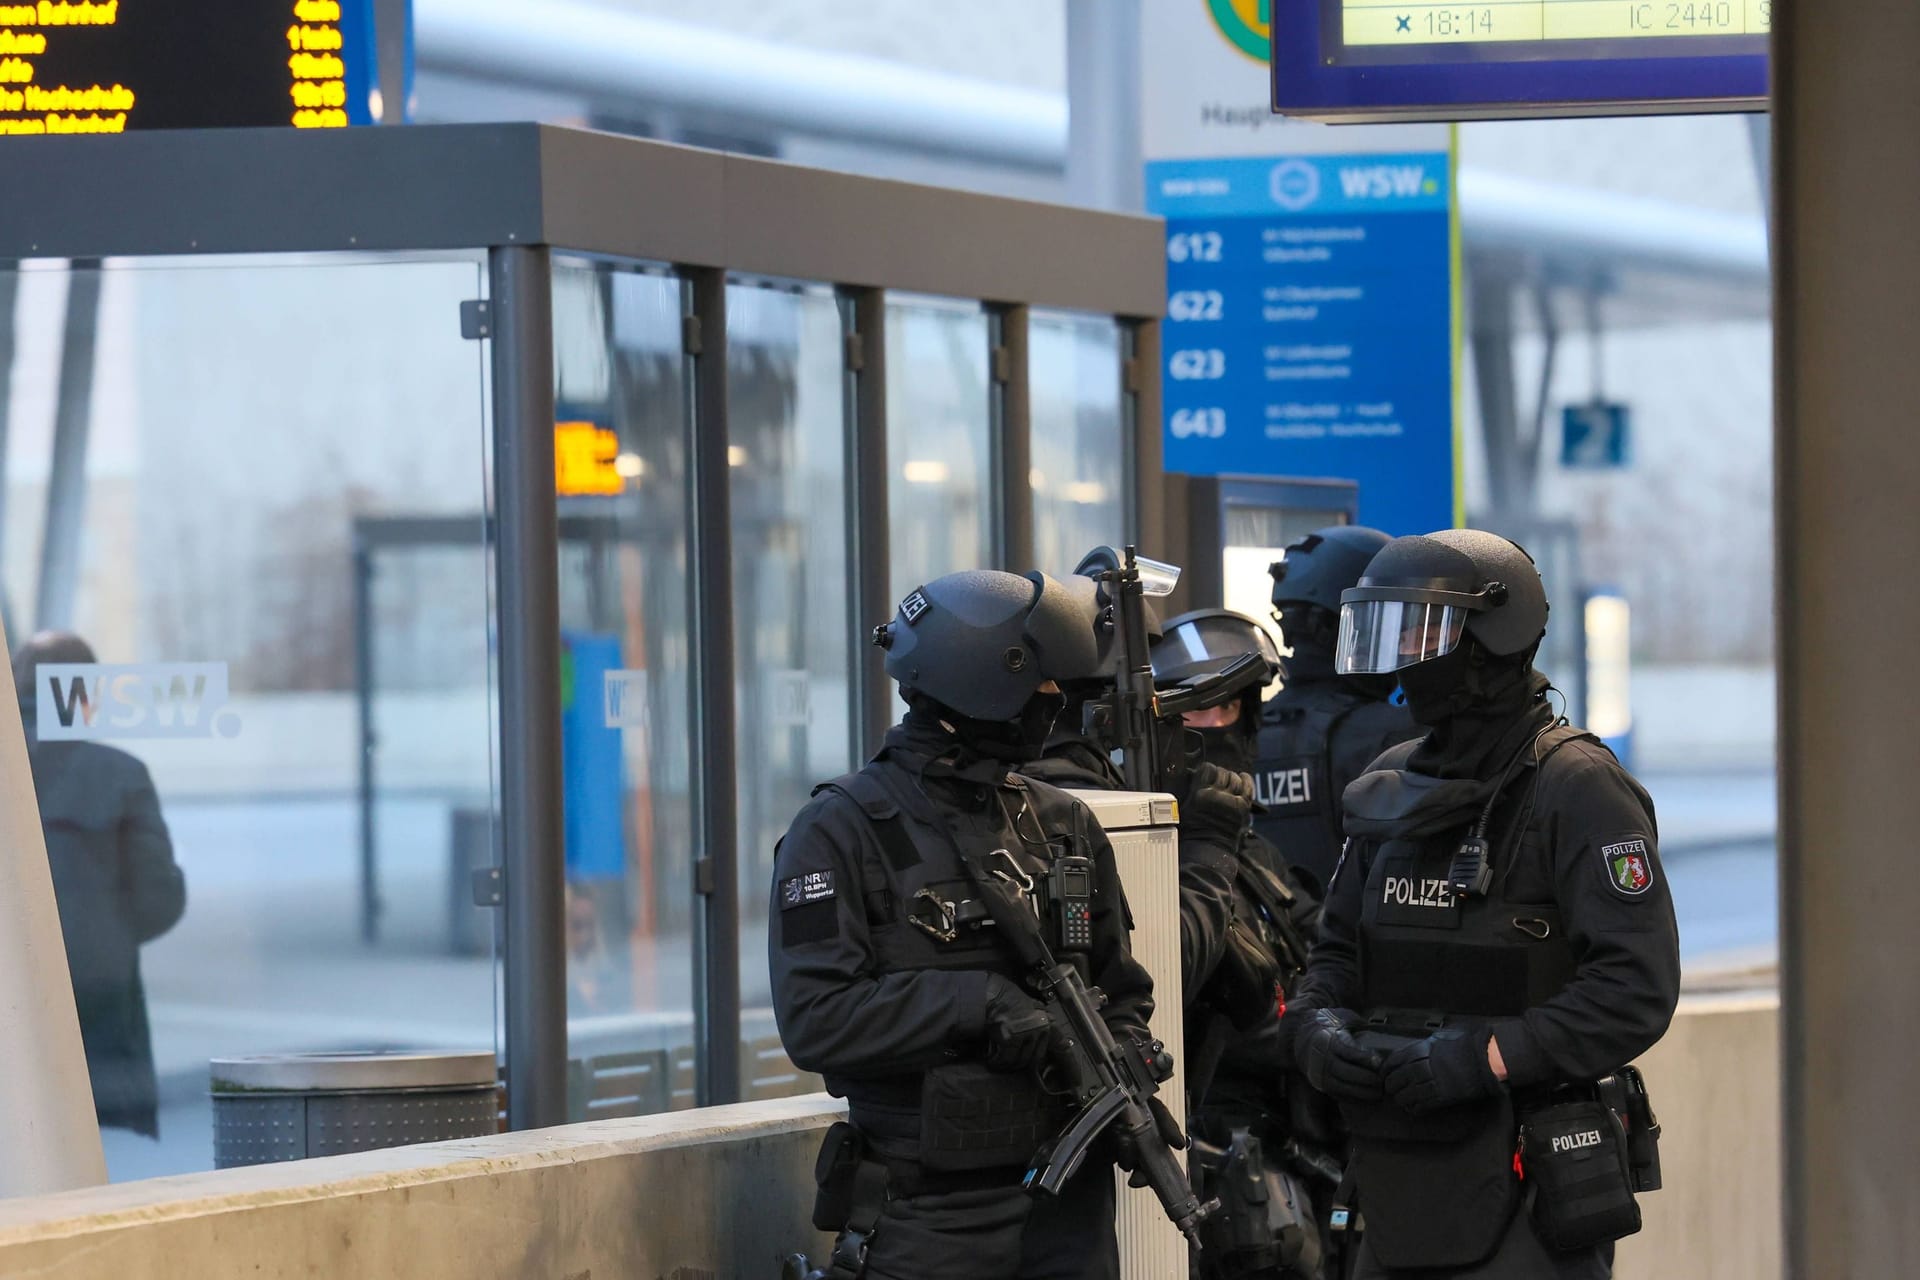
xmin=1336 ymin=598 xmax=1471 ymax=675
xmin=1158 ymin=613 xmax=1282 ymax=681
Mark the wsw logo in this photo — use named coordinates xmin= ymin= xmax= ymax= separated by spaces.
xmin=1337 ymin=163 xmax=1442 ymax=200
xmin=34 ymin=663 xmax=242 ymax=741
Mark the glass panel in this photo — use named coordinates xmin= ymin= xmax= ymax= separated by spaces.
xmin=1455 ymin=115 xmax=1776 ymax=979
xmin=727 ymin=281 xmax=851 ymax=1100
xmin=1029 ymin=310 xmax=1125 ymax=578
xmin=0 ymin=253 xmax=496 ymax=1180
xmin=885 ymin=295 xmax=991 ymax=606
xmin=548 ymin=257 xmax=698 ymax=1118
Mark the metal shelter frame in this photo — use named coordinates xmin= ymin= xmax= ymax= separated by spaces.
xmin=0 ymin=123 xmax=1166 ymax=1132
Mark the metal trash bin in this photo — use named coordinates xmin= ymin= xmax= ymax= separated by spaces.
xmin=210 ymin=1051 xmax=499 ymax=1169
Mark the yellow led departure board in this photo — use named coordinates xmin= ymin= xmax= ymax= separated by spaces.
xmin=0 ymin=0 xmax=370 ymax=135
xmin=1344 ymin=0 xmax=1771 ymax=45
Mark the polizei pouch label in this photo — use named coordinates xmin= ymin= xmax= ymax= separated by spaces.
xmin=1518 ymin=1097 xmax=1642 ymax=1250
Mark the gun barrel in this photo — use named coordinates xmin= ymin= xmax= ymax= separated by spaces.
xmin=1119 ymin=1103 xmax=1219 ymax=1244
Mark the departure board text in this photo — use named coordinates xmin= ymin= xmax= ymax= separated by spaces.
xmin=1344 ymin=0 xmax=1770 ymax=45
xmin=0 ymin=0 xmax=367 ymax=135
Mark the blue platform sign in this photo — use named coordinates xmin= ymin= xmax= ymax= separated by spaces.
xmin=1147 ymin=149 xmax=1457 ymax=535
xmin=1562 ymin=401 xmax=1632 ymax=469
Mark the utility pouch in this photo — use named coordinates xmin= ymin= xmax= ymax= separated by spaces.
xmin=918 ymin=1061 xmax=1070 ymax=1174
xmin=1209 ymin=918 xmax=1285 ymax=1031
xmin=1518 ymin=1096 xmax=1642 ymax=1251
xmin=1342 ymin=1090 xmax=1519 ymax=1269
xmin=810 ymin=1121 xmax=867 ymax=1231
xmin=1598 ymin=1066 xmax=1664 ymax=1192
xmin=1193 ymin=1129 xmax=1322 ymax=1280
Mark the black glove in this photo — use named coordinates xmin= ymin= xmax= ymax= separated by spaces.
xmin=1178 ymin=761 xmax=1254 ymax=847
xmin=1296 ymin=1008 xmax=1386 ymax=1102
xmin=983 ymin=974 xmax=1054 ymax=1072
xmin=1382 ymin=1027 xmax=1500 ymax=1114
xmin=1111 ymin=1095 xmax=1187 ymax=1186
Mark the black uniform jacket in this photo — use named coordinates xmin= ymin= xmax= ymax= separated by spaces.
xmin=770 ymin=718 xmax=1155 ymax=1121
xmin=1023 ymin=732 xmax=1124 ymax=792
xmin=1297 ymin=731 xmax=1681 ymax=1089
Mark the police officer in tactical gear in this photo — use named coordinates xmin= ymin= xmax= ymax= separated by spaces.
xmin=1256 ymin=527 xmax=1421 ymax=895
xmin=1280 ymin=530 xmax=1680 ymax=1279
xmin=770 ymin=569 xmax=1157 ymax=1280
xmin=1151 ymin=611 xmax=1332 ymax=1280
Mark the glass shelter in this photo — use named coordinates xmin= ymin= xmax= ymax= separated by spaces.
xmin=0 ymin=124 xmax=1165 ymax=1175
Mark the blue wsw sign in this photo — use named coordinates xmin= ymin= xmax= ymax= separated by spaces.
xmin=1147 ymin=151 xmax=1456 ymax=535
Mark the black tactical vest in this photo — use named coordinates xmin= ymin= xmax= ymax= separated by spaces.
xmin=1252 ymin=690 xmax=1366 ymax=885
xmin=1349 ymin=729 xmax=1591 ymax=1025
xmin=811 ymin=759 xmax=1078 ymax=1162
xmin=814 ymin=766 xmax=1089 ymax=1000
xmin=1336 ymin=727 xmax=1593 ymax=1269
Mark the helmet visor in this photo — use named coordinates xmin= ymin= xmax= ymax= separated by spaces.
xmin=1336 ymin=600 xmax=1469 ymax=675
xmin=1155 ymin=613 xmax=1281 ymax=683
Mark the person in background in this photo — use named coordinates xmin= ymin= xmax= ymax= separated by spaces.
xmin=1151 ymin=609 xmax=1330 ymax=1280
xmin=13 ymin=631 xmax=187 ymax=1140
xmin=1256 ymin=527 xmax=1422 ymax=896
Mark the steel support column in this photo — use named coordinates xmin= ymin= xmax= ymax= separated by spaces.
xmin=682 ymin=266 xmax=741 ymax=1106
xmin=0 ymin=269 xmax=16 ymax=643
xmin=842 ymin=287 xmax=891 ymax=761
xmin=1066 ymin=0 xmax=1143 ymax=212
xmin=1127 ymin=317 xmax=1165 ymax=551
xmin=1774 ymin=2 xmax=1920 ymax=1273
xmin=491 ymin=245 xmax=566 ymax=1132
xmin=989 ymin=304 xmax=1034 ymax=572
xmin=36 ymin=262 xmax=101 ymax=633
xmin=374 ymin=0 xmax=410 ymax=123
xmin=352 ymin=540 xmax=380 ymax=944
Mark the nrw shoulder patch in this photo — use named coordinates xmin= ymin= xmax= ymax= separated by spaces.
xmin=780 ymin=870 xmax=836 ymax=910
xmin=1601 ymin=839 xmax=1654 ymax=898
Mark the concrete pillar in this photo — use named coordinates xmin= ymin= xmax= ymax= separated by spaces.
xmin=1066 ymin=0 xmax=1143 ymax=212
xmin=1774 ymin=2 xmax=1920 ymax=1273
xmin=0 ymin=627 xmax=106 ymax=1195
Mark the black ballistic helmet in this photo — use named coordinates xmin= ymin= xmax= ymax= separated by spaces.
xmin=1269 ymin=525 xmax=1393 ymax=615
xmin=1150 ymin=609 xmax=1282 ymax=702
xmin=875 ymin=569 xmax=1100 ymax=721
xmin=1337 ymin=529 xmax=1548 ymax=675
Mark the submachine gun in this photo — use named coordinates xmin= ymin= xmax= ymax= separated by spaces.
xmin=1074 ymin=544 xmax=1278 ymax=793
xmin=961 ymin=847 xmax=1221 ymax=1248
xmin=1073 ymin=544 xmax=1178 ymax=792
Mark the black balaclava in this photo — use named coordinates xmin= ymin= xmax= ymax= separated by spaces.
xmin=1045 ymin=679 xmax=1107 ymax=751
xmin=1402 ymin=637 xmax=1553 ymax=781
xmin=905 ymin=688 xmax=1066 ymax=766
xmin=1280 ymin=604 xmax=1395 ymax=699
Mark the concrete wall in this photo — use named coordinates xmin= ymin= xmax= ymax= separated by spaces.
xmin=0 ymin=1096 xmax=841 ymax=1280
xmin=0 ymin=997 xmax=1781 ymax=1279
xmin=1616 ymin=991 xmax=1782 ymax=1280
